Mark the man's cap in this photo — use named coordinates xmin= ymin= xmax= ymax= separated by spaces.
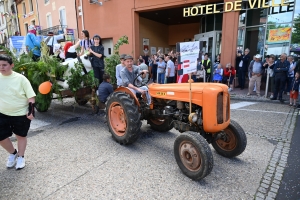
xmin=120 ymin=54 xmax=127 ymax=59
xmin=124 ymin=55 xmax=133 ymax=60
xmin=255 ymin=54 xmax=262 ymax=59
xmin=28 ymin=25 xmax=36 ymax=31
xmin=48 ymin=31 xmax=54 ymax=35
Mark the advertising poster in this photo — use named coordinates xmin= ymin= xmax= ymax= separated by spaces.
xmin=267 ymin=27 xmax=291 ymax=44
xmin=65 ymin=29 xmax=75 ymax=41
xmin=179 ymin=41 xmax=199 ymax=75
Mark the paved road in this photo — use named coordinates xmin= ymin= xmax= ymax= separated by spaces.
xmin=0 ymin=99 xmax=298 ymax=200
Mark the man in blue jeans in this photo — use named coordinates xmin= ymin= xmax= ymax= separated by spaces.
xmin=237 ymin=48 xmax=251 ymax=90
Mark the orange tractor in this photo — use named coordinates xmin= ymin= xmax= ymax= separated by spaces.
xmin=105 ymin=76 xmax=247 ymax=180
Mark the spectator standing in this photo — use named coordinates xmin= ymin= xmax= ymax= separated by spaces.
xmin=45 ymin=31 xmax=66 ymax=55
xmin=202 ymin=53 xmax=212 ymax=82
xmin=247 ymin=54 xmax=264 ymax=96
xmin=165 ymin=55 xmax=175 ymax=83
xmin=237 ymin=48 xmax=251 ymax=90
xmin=151 ymin=55 xmax=158 ymax=83
xmin=88 ymin=34 xmax=105 ymax=84
xmin=79 ymin=30 xmax=93 ymax=56
xmin=289 ymin=72 xmax=300 ymax=107
xmin=25 ymin=25 xmax=41 ymax=61
xmin=286 ymin=55 xmax=296 ymax=95
xmin=142 ymin=52 xmax=150 ymax=66
xmin=116 ymin=54 xmax=126 ymax=87
xmin=98 ymin=74 xmax=113 ymax=104
xmin=157 ymin=56 xmax=166 ymax=84
xmin=271 ymin=53 xmax=289 ymax=103
xmin=214 ymin=54 xmax=221 ymax=69
xmin=138 ymin=58 xmax=149 ymax=85
xmin=0 ymin=54 xmax=36 ymax=170
xmin=224 ymin=63 xmax=236 ymax=92
xmin=266 ymin=55 xmax=276 ymax=98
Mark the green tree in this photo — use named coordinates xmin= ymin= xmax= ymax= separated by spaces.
xmin=291 ymin=14 xmax=300 ymax=44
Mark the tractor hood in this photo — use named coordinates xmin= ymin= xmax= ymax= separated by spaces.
xmin=148 ymin=83 xmax=228 ymax=105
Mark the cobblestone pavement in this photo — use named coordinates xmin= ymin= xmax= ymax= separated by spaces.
xmin=0 ymin=98 xmax=298 ymax=200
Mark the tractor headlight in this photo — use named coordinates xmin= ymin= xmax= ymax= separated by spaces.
xmin=188 ymin=113 xmax=198 ymax=123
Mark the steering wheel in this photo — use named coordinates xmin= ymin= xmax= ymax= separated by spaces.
xmin=133 ymin=72 xmax=150 ymax=87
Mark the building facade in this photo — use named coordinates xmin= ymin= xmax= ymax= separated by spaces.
xmin=16 ymin=0 xmax=39 ymax=36
xmin=76 ymin=0 xmax=300 ymax=67
xmin=36 ymin=0 xmax=77 ymax=36
xmin=0 ymin=0 xmax=20 ymax=46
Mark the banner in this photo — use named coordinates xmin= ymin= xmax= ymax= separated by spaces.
xmin=65 ymin=29 xmax=75 ymax=41
xmin=267 ymin=27 xmax=291 ymax=44
xmin=179 ymin=41 xmax=199 ymax=75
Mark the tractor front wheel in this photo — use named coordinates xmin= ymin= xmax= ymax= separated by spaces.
xmin=106 ymin=92 xmax=141 ymax=145
xmin=174 ymin=131 xmax=213 ymax=181
xmin=212 ymin=119 xmax=247 ymax=158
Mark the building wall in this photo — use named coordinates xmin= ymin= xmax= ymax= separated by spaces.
xmin=139 ymin=17 xmax=169 ymax=56
xmin=16 ymin=0 xmax=39 ymax=36
xmin=76 ymin=0 xmax=135 ymax=56
xmin=36 ymin=0 xmax=77 ymax=32
xmin=168 ymin=23 xmax=200 ymax=45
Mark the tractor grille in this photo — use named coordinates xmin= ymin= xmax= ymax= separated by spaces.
xmin=217 ymin=92 xmax=230 ymax=124
xmin=217 ymin=92 xmax=223 ymax=124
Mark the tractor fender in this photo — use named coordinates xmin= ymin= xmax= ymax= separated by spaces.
xmin=114 ymin=87 xmax=141 ymax=107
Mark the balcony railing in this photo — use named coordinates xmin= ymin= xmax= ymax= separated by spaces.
xmin=38 ymin=25 xmax=67 ymax=36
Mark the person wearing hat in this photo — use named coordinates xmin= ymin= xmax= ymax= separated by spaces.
xmin=116 ymin=54 xmax=127 ymax=87
xmin=64 ymin=40 xmax=81 ymax=62
xmin=88 ymin=34 xmax=105 ymax=84
xmin=25 ymin=25 xmax=41 ymax=61
xmin=120 ymin=55 xmax=151 ymax=104
xmin=247 ymin=54 xmax=264 ymax=97
xmin=45 ymin=31 xmax=66 ymax=55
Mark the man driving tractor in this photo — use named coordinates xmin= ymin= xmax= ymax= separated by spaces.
xmin=120 ymin=55 xmax=151 ymax=104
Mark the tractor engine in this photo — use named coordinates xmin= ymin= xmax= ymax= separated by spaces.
xmin=151 ymin=98 xmax=203 ymax=133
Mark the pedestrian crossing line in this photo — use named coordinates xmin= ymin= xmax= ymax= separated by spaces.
xmin=30 ymin=119 xmax=51 ymax=130
xmin=234 ymin=108 xmax=290 ymax=115
xmin=230 ymin=102 xmax=257 ymax=110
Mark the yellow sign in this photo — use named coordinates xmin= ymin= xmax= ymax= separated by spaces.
xmin=268 ymin=27 xmax=291 ymax=44
xmin=183 ymin=0 xmax=290 ymax=17
xmin=156 ymin=92 xmax=166 ymax=96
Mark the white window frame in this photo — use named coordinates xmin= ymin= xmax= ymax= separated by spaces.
xmin=22 ymin=2 xmax=26 ymax=15
xmin=58 ymin=6 xmax=67 ymax=26
xmin=28 ymin=0 xmax=34 ymax=12
xmin=46 ymin=13 xmax=52 ymax=28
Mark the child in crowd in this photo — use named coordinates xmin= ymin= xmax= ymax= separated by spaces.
xmin=0 ymin=54 xmax=36 ymax=170
xmin=98 ymin=73 xmax=113 ymax=104
xmin=290 ymin=71 xmax=300 ymax=107
xmin=213 ymin=64 xmax=223 ymax=83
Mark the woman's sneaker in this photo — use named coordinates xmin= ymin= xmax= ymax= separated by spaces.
xmin=15 ymin=157 xmax=25 ymax=170
xmin=6 ymin=153 xmax=17 ymax=168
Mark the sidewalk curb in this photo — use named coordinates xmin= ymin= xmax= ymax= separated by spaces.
xmin=230 ymin=96 xmax=290 ymax=104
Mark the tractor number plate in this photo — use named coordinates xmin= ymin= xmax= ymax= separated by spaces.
xmin=156 ymin=92 xmax=166 ymax=96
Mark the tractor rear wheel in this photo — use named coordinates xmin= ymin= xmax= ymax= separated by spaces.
xmin=106 ymin=92 xmax=141 ymax=145
xmin=212 ymin=119 xmax=247 ymax=158
xmin=147 ymin=118 xmax=173 ymax=132
xmin=174 ymin=131 xmax=213 ymax=181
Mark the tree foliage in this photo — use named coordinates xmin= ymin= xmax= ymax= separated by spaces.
xmin=292 ymin=14 xmax=300 ymax=44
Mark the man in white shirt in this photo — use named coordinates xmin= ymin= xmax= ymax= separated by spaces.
xmin=165 ymin=55 xmax=175 ymax=83
xmin=45 ymin=31 xmax=66 ymax=55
